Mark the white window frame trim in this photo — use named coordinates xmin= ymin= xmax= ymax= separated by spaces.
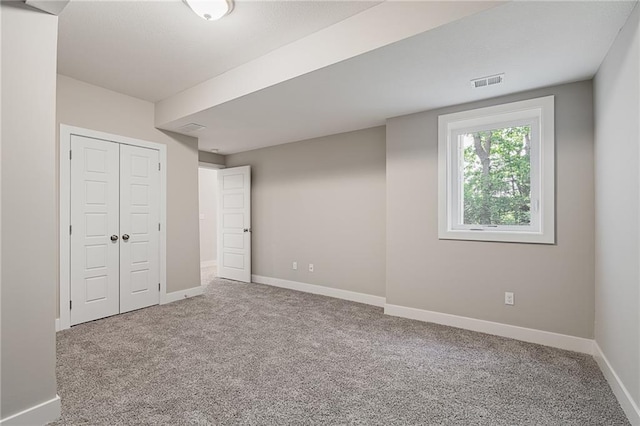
xmin=437 ymin=95 xmax=555 ymax=244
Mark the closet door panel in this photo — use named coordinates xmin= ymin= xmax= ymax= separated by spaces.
xmin=120 ymin=144 xmax=160 ymax=313
xmin=70 ymin=136 xmax=120 ymax=325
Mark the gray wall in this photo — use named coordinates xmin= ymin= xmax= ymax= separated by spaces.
xmin=198 ymin=168 xmax=218 ymax=266
xmin=1 ymin=3 xmax=59 ymax=420
xmin=594 ymin=3 xmax=640 ymax=408
xmin=199 ymin=150 xmax=225 ymax=166
xmin=387 ymin=81 xmax=595 ymax=338
xmin=226 ymin=127 xmax=386 ymax=297
xmin=56 ymin=75 xmax=201 ymax=305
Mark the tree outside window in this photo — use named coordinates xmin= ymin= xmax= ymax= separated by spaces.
xmin=461 ymin=125 xmax=531 ymax=226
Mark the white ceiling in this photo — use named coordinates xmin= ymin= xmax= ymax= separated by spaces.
xmin=173 ymin=1 xmax=636 ymax=154
xmin=57 ymin=0 xmax=381 ymax=102
xmin=58 ymin=1 xmax=637 ymax=155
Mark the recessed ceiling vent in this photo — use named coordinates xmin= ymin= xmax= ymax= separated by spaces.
xmin=177 ymin=123 xmax=206 ymax=133
xmin=471 ymin=73 xmax=505 ymax=89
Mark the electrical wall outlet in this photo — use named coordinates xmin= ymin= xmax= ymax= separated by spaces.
xmin=292 ymin=261 xmax=297 ymax=270
xmin=504 ymin=292 xmax=514 ymax=305
xmin=308 ymin=263 xmax=314 ymax=272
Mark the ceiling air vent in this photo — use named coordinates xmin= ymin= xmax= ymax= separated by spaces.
xmin=471 ymin=73 xmax=505 ymax=89
xmin=177 ymin=123 xmax=206 ymax=133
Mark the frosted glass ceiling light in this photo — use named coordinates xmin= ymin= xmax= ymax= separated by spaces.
xmin=184 ymin=0 xmax=233 ymax=21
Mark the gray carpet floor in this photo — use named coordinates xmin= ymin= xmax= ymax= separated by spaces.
xmin=51 ymin=268 xmax=629 ymax=425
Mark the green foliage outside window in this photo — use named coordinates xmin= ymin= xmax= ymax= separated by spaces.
xmin=462 ymin=125 xmax=531 ymax=226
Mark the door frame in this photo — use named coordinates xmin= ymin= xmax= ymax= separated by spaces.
xmin=198 ymin=161 xmax=225 ymax=269
xmin=198 ymin=161 xmax=225 ymax=170
xmin=59 ymin=124 xmax=167 ymax=331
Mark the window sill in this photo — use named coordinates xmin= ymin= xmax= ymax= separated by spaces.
xmin=438 ymin=229 xmax=555 ymax=244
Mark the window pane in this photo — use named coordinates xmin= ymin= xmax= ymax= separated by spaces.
xmin=460 ymin=125 xmax=531 ymax=226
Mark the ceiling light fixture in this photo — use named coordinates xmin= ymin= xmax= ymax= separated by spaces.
xmin=184 ymin=0 xmax=233 ymax=21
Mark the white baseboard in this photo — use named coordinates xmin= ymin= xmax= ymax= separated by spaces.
xmin=201 ymin=260 xmax=217 ymax=268
xmin=55 ymin=318 xmax=60 ymax=332
xmin=249 ymin=276 xmax=592 ymax=354
xmin=162 ymin=286 xmax=204 ymax=304
xmin=251 ymin=275 xmax=386 ymax=308
xmin=384 ymin=303 xmax=594 ymax=354
xmin=0 ymin=395 xmax=60 ymax=425
xmin=593 ymin=342 xmax=640 ymax=425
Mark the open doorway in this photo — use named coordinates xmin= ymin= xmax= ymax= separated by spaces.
xmin=199 ymin=163 xmax=223 ymax=284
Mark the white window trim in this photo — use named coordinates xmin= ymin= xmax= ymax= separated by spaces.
xmin=437 ymin=95 xmax=555 ymax=244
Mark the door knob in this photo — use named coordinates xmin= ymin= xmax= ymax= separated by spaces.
xmin=122 ymin=234 xmax=130 ymax=241
xmin=110 ymin=235 xmax=119 ymax=241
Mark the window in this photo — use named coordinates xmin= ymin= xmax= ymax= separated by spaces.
xmin=438 ymin=96 xmax=555 ymax=244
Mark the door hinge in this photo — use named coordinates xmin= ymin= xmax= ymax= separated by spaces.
xmin=70 ymin=225 xmax=72 ymax=235
xmin=158 ymin=283 xmax=161 ymax=292
xmin=70 ymin=150 xmax=72 ymax=160
xmin=158 ymin=223 xmax=161 ymax=231
xmin=158 ymin=163 xmax=161 ymax=171
xmin=70 ymin=300 xmax=72 ymax=310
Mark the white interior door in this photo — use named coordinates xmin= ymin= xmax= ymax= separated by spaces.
xmin=217 ymin=166 xmax=251 ymax=282
xmin=119 ymin=144 xmax=161 ymax=313
xmin=70 ymin=135 xmax=120 ymax=325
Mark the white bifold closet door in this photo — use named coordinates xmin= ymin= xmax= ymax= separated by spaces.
xmin=119 ymin=144 xmax=160 ymax=314
xmin=70 ymin=135 xmax=160 ymax=326
xmin=70 ymin=135 xmax=120 ymax=325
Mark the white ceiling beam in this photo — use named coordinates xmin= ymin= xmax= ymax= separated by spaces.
xmin=24 ymin=0 xmax=70 ymax=15
xmin=154 ymin=0 xmax=505 ymax=128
